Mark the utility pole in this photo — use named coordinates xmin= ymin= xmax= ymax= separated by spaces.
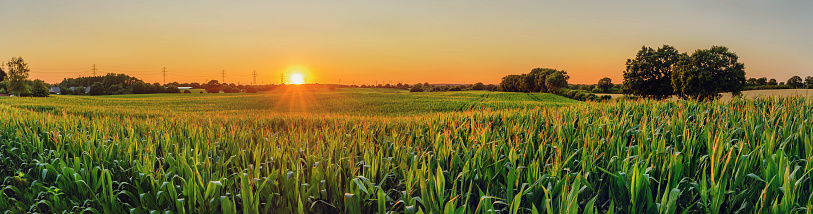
xmin=221 ymin=69 xmax=226 ymax=83
xmin=162 ymin=67 xmax=167 ymax=85
xmin=252 ymin=70 xmax=257 ymax=85
xmin=280 ymin=73 xmax=284 ymax=85
xmin=92 ymin=64 xmax=97 ymax=76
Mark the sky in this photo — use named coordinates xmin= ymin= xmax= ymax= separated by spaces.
xmin=1 ymin=1 xmax=812 ymax=85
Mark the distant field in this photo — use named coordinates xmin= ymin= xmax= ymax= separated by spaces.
xmin=0 ymin=87 xmax=576 ymax=118
xmin=1 ymin=87 xmax=811 ymax=213
xmin=596 ymin=88 xmax=813 ymax=101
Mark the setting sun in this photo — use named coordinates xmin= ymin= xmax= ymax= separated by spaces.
xmin=290 ymin=73 xmax=305 ymax=85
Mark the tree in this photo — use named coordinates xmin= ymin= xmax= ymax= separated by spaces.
xmin=106 ymin=84 xmax=125 ymax=95
xmin=6 ymin=57 xmax=31 ymax=96
xmin=205 ymin=80 xmax=221 ymax=93
xmin=746 ymin=78 xmax=756 ymax=86
xmin=768 ymin=79 xmax=777 ymax=85
xmin=74 ymin=86 xmax=86 ymax=95
xmin=756 ymin=77 xmax=767 ymax=85
xmin=805 ymin=76 xmax=813 ymax=87
xmin=672 ymin=46 xmax=746 ymax=101
xmin=132 ymin=82 xmax=147 ymax=94
xmin=623 ymin=45 xmax=682 ymax=100
xmin=0 ymin=64 xmax=6 ymax=82
xmin=410 ymin=83 xmax=424 ymax=92
xmin=30 ymin=79 xmax=50 ymax=97
xmin=597 ymin=77 xmax=613 ymax=93
xmin=545 ymin=72 xmax=568 ymax=93
xmin=89 ymin=82 xmax=105 ymax=95
xmin=472 ymin=82 xmax=485 ymax=90
xmin=787 ymin=76 xmax=803 ymax=88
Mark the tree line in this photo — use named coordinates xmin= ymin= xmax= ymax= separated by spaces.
xmin=0 ymin=57 xmax=50 ymax=97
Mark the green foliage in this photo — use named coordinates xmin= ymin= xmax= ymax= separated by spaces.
xmin=105 ymin=84 xmax=126 ymax=95
xmin=0 ymin=64 xmax=6 ymax=82
xmin=410 ymin=83 xmax=424 ymax=92
xmin=787 ymin=76 xmax=803 ymax=88
xmin=74 ymin=86 xmax=86 ymax=95
xmin=6 ymin=57 xmax=31 ymax=96
xmin=545 ymin=72 xmax=568 ymax=93
xmin=472 ymin=82 xmax=485 ymax=90
xmin=597 ymin=77 xmax=613 ymax=93
xmin=0 ymin=90 xmax=810 ymax=213
xmin=165 ymin=85 xmax=181 ymax=93
xmin=623 ymin=45 xmax=681 ymax=100
xmin=672 ymin=46 xmax=746 ymax=101
xmin=132 ymin=82 xmax=147 ymax=94
xmin=30 ymin=79 xmax=50 ymax=97
xmin=89 ymin=82 xmax=105 ymax=96
xmin=500 ymin=68 xmax=569 ymax=93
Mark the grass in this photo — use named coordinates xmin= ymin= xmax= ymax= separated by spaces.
xmin=0 ymin=88 xmax=811 ymax=213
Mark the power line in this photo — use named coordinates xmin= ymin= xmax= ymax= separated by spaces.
xmin=162 ymin=67 xmax=167 ymax=85
xmin=280 ymin=73 xmax=284 ymax=85
xmin=252 ymin=70 xmax=257 ymax=85
xmin=221 ymin=69 xmax=225 ymax=83
xmin=92 ymin=64 xmax=97 ymax=76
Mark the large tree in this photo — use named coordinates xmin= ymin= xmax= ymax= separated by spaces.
xmin=787 ymin=76 xmax=803 ymax=88
xmin=672 ymin=46 xmax=746 ymax=101
xmin=0 ymin=64 xmax=6 ymax=82
xmin=805 ymin=76 xmax=813 ymax=87
xmin=6 ymin=57 xmax=31 ymax=96
xmin=597 ymin=77 xmax=613 ymax=93
xmin=623 ymin=45 xmax=682 ymax=100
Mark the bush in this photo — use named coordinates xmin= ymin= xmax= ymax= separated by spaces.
xmin=410 ymin=84 xmax=424 ymax=92
xmin=165 ymin=85 xmax=181 ymax=93
xmin=184 ymin=90 xmax=192 ymax=94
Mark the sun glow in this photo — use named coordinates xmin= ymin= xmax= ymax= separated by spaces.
xmin=290 ymin=73 xmax=305 ymax=85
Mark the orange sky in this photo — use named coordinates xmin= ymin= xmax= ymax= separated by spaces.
xmin=2 ymin=1 xmax=812 ymax=85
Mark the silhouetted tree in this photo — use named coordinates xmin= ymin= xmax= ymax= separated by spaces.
xmin=756 ymin=77 xmax=768 ymax=85
xmin=132 ymin=82 xmax=147 ymax=94
xmin=0 ymin=64 xmax=5 ymax=82
xmin=672 ymin=46 xmax=745 ymax=101
xmin=787 ymin=76 xmax=803 ymax=88
xmin=805 ymin=76 xmax=813 ymax=88
xmin=623 ymin=45 xmax=681 ymax=100
xmin=205 ymin=80 xmax=221 ymax=93
xmin=746 ymin=78 xmax=757 ymax=86
xmin=89 ymin=82 xmax=105 ymax=95
xmin=769 ymin=79 xmax=777 ymax=85
xmin=472 ymin=82 xmax=485 ymax=90
xmin=597 ymin=77 xmax=613 ymax=92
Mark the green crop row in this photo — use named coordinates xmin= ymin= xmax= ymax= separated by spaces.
xmin=0 ymin=92 xmax=811 ymax=213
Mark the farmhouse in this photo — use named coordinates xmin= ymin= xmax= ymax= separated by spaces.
xmin=49 ymin=87 xmax=61 ymax=94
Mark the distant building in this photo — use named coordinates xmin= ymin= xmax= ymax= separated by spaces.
xmin=49 ymin=87 xmax=61 ymax=94
xmin=177 ymin=87 xmax=193 ymax=90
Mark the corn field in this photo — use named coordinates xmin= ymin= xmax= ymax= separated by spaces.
xmin=0 ymin=90 xmax=811 ymax=213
